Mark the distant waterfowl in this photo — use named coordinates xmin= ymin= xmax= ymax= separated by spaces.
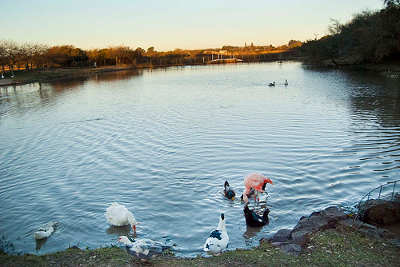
xmin=284 ymin=79 xmax=288 ymax=86
xmin=105 ymin=202 xmax=139 ymax=231
xmin=223 ymin=181 xmax=235 ymax=200
xmin=34 ymin=222 xmax=58 ymax=240
xmin=118 ymin=236 xmax=171 ymax=261
xmin=244 ymin=205 xmax=270 ymax=227
xmin=242 ymin=173 xmax=273 ymax=203
xmin=204 ymin=213 xmax=229 ymax=256
xmin=268 ymin=82 xmax=276 ymax=86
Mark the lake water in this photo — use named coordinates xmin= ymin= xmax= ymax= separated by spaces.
xmin=1 ymin=62 xmax=399 ymax=257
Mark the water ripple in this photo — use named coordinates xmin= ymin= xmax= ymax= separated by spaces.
xmin=1 ymin=63 xmax=399 ymax=257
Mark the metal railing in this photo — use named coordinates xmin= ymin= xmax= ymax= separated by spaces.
xmin=357 ymin=179 xmax=400 ymax=210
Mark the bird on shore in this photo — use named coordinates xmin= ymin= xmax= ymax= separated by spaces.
xmin=284 ymin=79 xmax=288 ymax=86
xmin=105 ymin=202 xmax=139 ymax=231
xmin=268 ymin=82 xmax=276 ymax=86
xmin=223 ymin=181 xmax=235 ymax=200
xmin=204 ymin=213 xmax=229 ymax=256
xmin=242 ymin=173 xmax=273 ymax=203
xmin=117 ymin=236 xmax=171 ymax=262
xmin=244 ymin=205 xmax=270 ymax=227
xmin=34 ymin=222 xmax=58 ymax=240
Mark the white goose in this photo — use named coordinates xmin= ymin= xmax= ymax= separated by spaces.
xmin=105 ymin=202 xmax=139 ymax=231
xmin=203 ymin=213 xmax=229 ymax=256
xmin=34 ymin=222 xmax=58 ymax=240
xmin=117 ymin=236 xmax=171 ymax=261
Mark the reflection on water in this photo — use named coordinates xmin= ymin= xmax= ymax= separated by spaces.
xmin=106 ymin=225 xmax=133 ymax=237
xmin=0 ymin=62 xmax=399 ymax=257
xmin=35 ymin=238 xmax=48 ymax=252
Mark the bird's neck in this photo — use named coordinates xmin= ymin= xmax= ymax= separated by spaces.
xmin=217 ymin=220 xmax=226 ymax=232
xmin=127 ymin=213 xmax=136 ymax=225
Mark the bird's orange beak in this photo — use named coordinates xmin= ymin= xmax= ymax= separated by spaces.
xmin=267 ymin=178 xmax=273 ymax=185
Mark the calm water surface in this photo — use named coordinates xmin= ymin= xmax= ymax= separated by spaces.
xmin=1 ymin=62 xmax=399 ymax=256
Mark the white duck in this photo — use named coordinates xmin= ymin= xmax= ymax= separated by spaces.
xmin=117 ymin=236 xmax=171 ymax=261
xmin=34 ymin=222 xmax=58 ymax=240
xmin=105 ymin=202 xmax=139 ymax=231
xmin=203 ymin=213 xmax=229 ymax=256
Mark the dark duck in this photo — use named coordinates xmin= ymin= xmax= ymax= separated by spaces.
xmin=223 ymin=181 xmax=236 ymax=200
xmin=243 ymin=205 xmax=270 ymax=227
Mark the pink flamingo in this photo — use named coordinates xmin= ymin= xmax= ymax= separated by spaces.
xmin=242 ymin=173 xmax=273 ymax=203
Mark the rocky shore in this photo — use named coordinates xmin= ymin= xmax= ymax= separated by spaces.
xmin=261 ymin=200 xmax=400 ymax=256
xmin=1 ymin=198 xmax=399 ymax=266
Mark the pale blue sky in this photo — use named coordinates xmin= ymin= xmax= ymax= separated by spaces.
xmin=0 ymin=0 xmax=384 ymax=51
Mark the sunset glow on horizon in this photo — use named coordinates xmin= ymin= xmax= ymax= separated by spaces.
xmin=0 ymin=0 xmax=384 ymax=51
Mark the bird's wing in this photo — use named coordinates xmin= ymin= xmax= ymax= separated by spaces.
xmin=251 ymin=211 xmax=263 ymax=221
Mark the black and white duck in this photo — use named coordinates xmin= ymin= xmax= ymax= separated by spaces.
xmin=203 ymin=213 xmax=229 ymax=256
xmin=118 ymin=236 xmax=171 ymax=261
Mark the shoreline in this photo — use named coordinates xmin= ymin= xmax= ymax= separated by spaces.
xmin=2 ymin=58 xmax=398 ymax=89
xmin=1 ymin=205 xmax=399 ymax=266
xmin=0 ymin=65 xmax=143 ymax=87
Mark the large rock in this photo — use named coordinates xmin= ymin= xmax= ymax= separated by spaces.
xmin=280 ymin=244 xmax=301 ymax=256
xmin=271 ymin=229 xmax=292 ymax=243
xmin=360 ymin=199 xmax=400 ymax=226
xmin=265 ymin=206 xmax=348 ymax=255
xmin=291 ymin=230 xmax=310 ymax=247
xmin=292 ymin=206 xmax=347 ymax=233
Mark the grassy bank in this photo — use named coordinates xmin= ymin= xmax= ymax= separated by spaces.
xmin=1 ymin=225 xmax=399 ymax=267
xmin=0 ymin=66 xmax=140 ymax=87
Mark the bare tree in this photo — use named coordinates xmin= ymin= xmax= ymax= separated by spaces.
xmin=0 ymin=40 xmax=6 ymax=75
xmin=327 ymin=18 xmax=343 ymax=35
xmin=2 ymin=40 xmax=25 ymax=77
xmin=24 ymin=43 xmax=49 ymax=70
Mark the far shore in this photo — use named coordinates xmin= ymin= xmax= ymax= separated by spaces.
xmin=1 ymin=58 xmax=399 ymax=88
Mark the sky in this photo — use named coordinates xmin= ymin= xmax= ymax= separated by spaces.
xmin=0 ymin=0 xmax=385 ymax=51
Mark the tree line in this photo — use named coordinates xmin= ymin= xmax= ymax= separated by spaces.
xmin=0 ymin=41 xmax=149 ymax=76
xmin=0 ymin=38 xmax=302 ymax=77
xmin=300 ymin=0 xmax=400 ymax=65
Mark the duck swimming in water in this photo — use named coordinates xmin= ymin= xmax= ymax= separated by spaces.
xmin=34 ymin=222 xmax=58 ymax=240
xmin=105 ymin=202 xmax=140 ymax=231
xmin=223 ymin=181 xmax=235 ymax=200
xmin=244 ymin=205 xmax=270 ymax=227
